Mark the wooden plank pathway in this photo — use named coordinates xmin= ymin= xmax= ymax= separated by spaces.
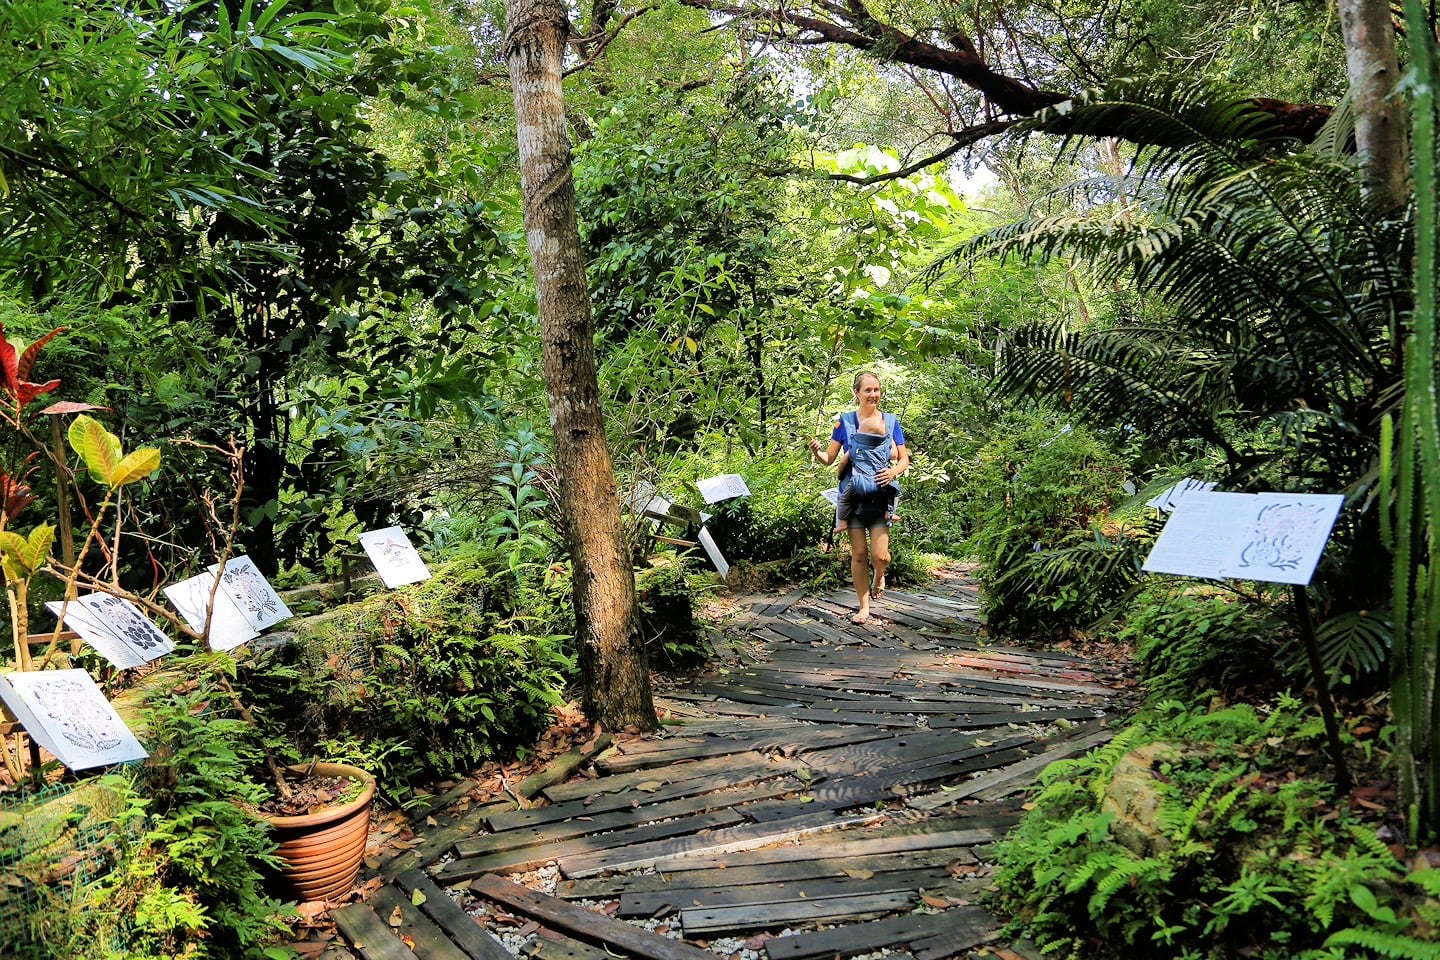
xmin=326 ymin=568 xmax=1127 ymax=960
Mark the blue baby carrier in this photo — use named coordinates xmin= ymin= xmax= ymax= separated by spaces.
xmin=839 ymin=411 xmax=900 ymax=497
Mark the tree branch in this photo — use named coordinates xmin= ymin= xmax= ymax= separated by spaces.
xmin=679 ymin=0 xmax=1334 ymax=142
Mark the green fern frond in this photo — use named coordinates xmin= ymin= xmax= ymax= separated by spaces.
xmin=1323 ymin=928 xmax=1440 ymax=959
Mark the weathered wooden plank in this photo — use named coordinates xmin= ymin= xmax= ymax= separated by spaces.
xmin=542 ymin=750 xmax=788 ymax=803
xmin=524 ymin=936 xmax=617 ymax=960
xmin=908 ymin=728 xmax=1116 ymax=809
xmin=682 ymin=891 xmax=917 ymax=933
xmin=740 ymin=741 xmax=1039 ymax=820
xmin=558 ymin=848 xmax=971 ymax=901
xmin=763 ymin=906 xmax=993 ymax=960
xmin=382 ymin=801 xmax=515 ymax=881
xmin=926 ymin=708 xmax=1105 ymax=730
xmin=407 ymin=780 xmax=482 ymax=824
xmin=433 ymin=809 xmax=747 ymax=883
xmin=471 ymin=875 xmax=716 ymax=960
xmin=462 ymin=779 xmax=804 ymax=856
xmin=394 ymin=870 xmax=512 ymax=960
xmin=761 ymin=587 xmax=809 ymax=616
xmin=596 ymin=733 xmax=793 ymax=773
xmin=490 ymin=768 xmax=801 ymax=832
xmin=650 ymin=824 xmax=1008 ymax=874
xmin=619 ymin=868 xmax=960 ymax=916
xmin=905 ymin=910 xmax=1006 ymax=960
xmin=331 ymin=903 xmax=422 ymax=960
xmin=369 ymin=884 xmax=474 ymax=960
xmin=558 ymin=809 xmax=886 ymax=879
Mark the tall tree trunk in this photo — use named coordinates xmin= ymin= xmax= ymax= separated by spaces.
xmin=1339 ymin=0 xmax=1408 ymax=211
xmin=503 ymin=0 xmax=657 ymax=731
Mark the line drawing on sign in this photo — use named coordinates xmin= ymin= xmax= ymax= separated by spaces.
xmin=1235 ymin=501 xmax=1331 ymax=574
xmin=28 ymin=675 xmax=125 ymax=752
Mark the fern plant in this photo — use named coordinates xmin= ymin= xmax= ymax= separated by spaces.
xmin=993 ymin=698 xmax=1437 ymax=959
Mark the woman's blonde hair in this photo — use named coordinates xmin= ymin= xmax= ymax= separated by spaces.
xmin=852 ymin=370 xmax=881 ymax=392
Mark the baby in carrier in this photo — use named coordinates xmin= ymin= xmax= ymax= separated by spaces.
xmin=833 ymin=421 xmax=901 ymax=532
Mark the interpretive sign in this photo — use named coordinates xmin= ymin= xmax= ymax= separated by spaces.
xmin=359 ymin=526 xmax=431 ymax=588
xmin=164 ymin=571 xmax=260 ymax=651
xmin=207 ymin=555 xmax=293 ymax=631
xmin=47 ymin=595 xmax=175 ymax=668
xmin=0 ymin=669 xmax=147 ymax=769
xmin=696 ymin=474 xmax=751 ymax=504
xmin=1142 ymin=491 xmax=1345 ymax=585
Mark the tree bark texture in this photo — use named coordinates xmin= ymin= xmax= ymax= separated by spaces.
xmin=503 ymin=0 xmax=657 ymax=731
xmin=1339 ymin=0 xmax=1409 ymax=211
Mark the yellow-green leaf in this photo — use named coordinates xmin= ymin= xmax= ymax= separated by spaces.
xmin=0 ymin=526 xmax=51 ymax=578
xmin=410 ymin=888 xmax=427 ymax=907
xmin=68 ymin=415 xmax=123 ymax=485
xmin=109 ymin=448 xmax=161 ymax=487
xmin=21 ymin=524 xmax=54 ymax=572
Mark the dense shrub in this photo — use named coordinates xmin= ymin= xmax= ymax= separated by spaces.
xmin=1116 ymin=579 xmax=1289 ymax=706
xmin=635 ymin=559 xmax=712 ymax=669
xmin=242 ymin=546 xmax=574 ymax=785
xmin=994 ymin=698 xmax=1440 ymax=960
xmin=954 ymin=413 xmax=1132 ymax=640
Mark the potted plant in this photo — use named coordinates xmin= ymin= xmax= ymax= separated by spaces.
xmin=0 ymin=325 xmax=376 ymax=904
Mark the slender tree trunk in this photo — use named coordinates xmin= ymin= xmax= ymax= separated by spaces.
xmin=504 ymin=0 xmax=657 ymax=731
xmin=1339 ymin=0 xmax=1408 ymax=210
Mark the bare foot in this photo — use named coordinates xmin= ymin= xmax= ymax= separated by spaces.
xmin=850 ymin=610 xmax=872 ymax=625
xmin=871 ymin=577 xmax=886 ymax=601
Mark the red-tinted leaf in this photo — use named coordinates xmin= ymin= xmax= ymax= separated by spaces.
xmin=37 ymin=401 xmax=108 ymax=416
xmin=16 ymin=328 xmax=63 ymax=383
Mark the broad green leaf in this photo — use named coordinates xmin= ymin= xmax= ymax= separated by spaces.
xmin=68 ymin=415 xmax=123 ymax=485
xmin=22 ymin=524 xmax=54 ymax=572
xmin=0 ymin=525 xmax=51 ymax=578
xmin=110 ymin=448 xmax=162 ymax=487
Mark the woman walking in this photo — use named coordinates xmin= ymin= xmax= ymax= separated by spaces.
xmin=809 ymin=371 xmax=911 ymax=624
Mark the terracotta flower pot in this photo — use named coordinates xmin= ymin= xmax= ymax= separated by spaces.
xmin=262 ymin=762 xmax=375 ymax=902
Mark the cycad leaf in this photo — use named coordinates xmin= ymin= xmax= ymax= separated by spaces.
xmin=68 ymin=414 xmax=124 ymax=485
xmin=110 ymin=449 xmax=162 ymax=487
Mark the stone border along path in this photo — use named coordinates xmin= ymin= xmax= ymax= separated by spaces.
xmin=324 ymin=566 xmax=1131 ymax=960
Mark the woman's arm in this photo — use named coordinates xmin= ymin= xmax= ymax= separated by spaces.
xmin=809 ymin=438 xmax=843 ymax=466
xmin=876 ymin=444 xmax=909 ymax=485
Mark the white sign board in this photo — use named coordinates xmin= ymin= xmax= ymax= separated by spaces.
xmin=820 ymin=487 xmax=841 ymax=508
xmin=360 ymin=526 xmax=432 ymax=588
xmin=47 ymin=595 xmax=175 ymax=668
xmin=696 ymin=474 xmax=751 ymax=504
xmin=696 ymin=527 xmax=730 ymax=580
xmin=1142 ymin=492 xmax=1345 ymax=585
xmin=207 ymin=555 xmax=292 ymax=631
xmin=0 ymin=670 xmax=147 ymax=769
xmin=163 ymin=572 xmax=260 ymax=651
xmin=625 ymin=481 xmax=673 ymax=517
xmin=1147 ymin=477 xmax=1218 ymax=512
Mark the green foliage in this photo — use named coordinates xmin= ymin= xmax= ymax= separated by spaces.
xmin=928 ymin=78 xmax=1407 ymax=620
xmin=79 ymin=681 xmax=293 ymax=960
xmin=483 ymin=424 xmax=557 ymax=572
xmin=635 ymin=559 xmax=711 ymax=669
xmin=243 ymin=547 xmax=575 ymax=784
xmin=1116 ymin=580 xmax=1286 ymax=705
xmin=953 ymin=413 xmax=1132 ymax=640
xmin=995 ymin=699 xmax=1439 ymax=960
xmin=688 ymin=454 xmax=832 ymax=566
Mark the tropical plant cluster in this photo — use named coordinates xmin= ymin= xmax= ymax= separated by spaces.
xmin=995 ymin=698 xmax=1440 ymax=960
xmin=3 ymin=0 xmax=1440 ymax=956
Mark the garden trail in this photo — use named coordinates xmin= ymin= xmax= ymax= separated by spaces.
xmin=314 ymin=566 xmax=1130 ymax=960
